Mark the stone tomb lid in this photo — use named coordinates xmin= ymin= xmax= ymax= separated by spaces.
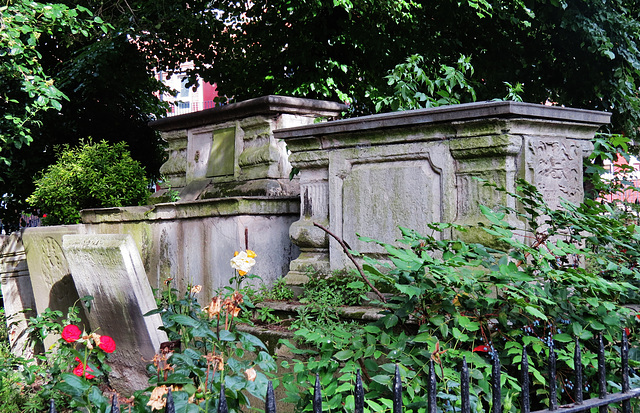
xmin=275 ymin=101 xmax=612 ymax=140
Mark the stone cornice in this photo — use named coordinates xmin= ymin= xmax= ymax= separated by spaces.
xmin=275 ymin=101 xmax=611 ymax=140
xmin=150 ymin=95 xmax=347 ymax=132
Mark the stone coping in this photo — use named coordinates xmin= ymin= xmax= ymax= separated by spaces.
xmin=275 ymin=101 xmax=612 ymax=140
xmin=80 ymin=196 xmax=300 ymax=224
xmin=149 ymin=95 xmax=348 ymax=132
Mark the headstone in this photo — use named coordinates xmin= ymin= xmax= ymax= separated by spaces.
xmin=0 ymin=233 xmax=36 ymax=357
xmin=62 ymin=234 xmax=167 ymax=394
xmin=22 ymin=226 xmax=91 ymax=348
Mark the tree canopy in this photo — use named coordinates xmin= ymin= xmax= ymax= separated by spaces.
xmin=96 ymin=0 xmax=639 ymax=134
xmin=0 ymin=1 xmax=167 ymax=227
xmin=2 ymin=0 xmax=640 ymax=229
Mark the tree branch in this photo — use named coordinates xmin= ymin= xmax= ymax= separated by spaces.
xmin=313 ymin=222 xmax=386 ymax=303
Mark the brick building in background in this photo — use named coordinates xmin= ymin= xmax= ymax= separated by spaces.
xmin=156 ymin=62 xmax=218 ymax=117
xmin=601 ymin=154 xmax=640 ymax=204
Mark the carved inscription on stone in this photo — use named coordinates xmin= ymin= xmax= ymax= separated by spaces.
xmin=39 ymin=236 xmax=69 ymax=290
xmin=527 ymin=139 xmax=582 ymax=207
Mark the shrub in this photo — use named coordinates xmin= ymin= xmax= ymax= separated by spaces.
xmin=27 ymin=140 xmax=150 ymax=225
xmin=143 ymin=249 xmax=276 ymax=413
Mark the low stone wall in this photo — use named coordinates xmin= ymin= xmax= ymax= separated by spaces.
xmin=276 ymin=101 xmax=611 ymax=284
xmin=80 ymin=197 xmax=300 ymax=295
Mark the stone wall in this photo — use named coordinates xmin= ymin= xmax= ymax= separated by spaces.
xmin=80 ymin=198 xmax=301 ymax=294
xmin=276 ymin=101 xmax=611 ymax=284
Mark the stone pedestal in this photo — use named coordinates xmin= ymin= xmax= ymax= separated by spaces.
xmin=150 ymin=95 xmax=347 ymax=200
xmin=287 ymin=168 xmax=330 ymax=285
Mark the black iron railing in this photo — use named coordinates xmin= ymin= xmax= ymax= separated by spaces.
xmin=48 ymin=331 xmax=640 ymax=413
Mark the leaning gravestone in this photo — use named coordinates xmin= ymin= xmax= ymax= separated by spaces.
xmin=62 ymin=234 xmax=167 ymax=394
xmin=23 ymin=226 xmax=91 ymax=350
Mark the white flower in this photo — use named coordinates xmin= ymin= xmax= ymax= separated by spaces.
xmin=230 ymin=251 xmax=256 ymax=275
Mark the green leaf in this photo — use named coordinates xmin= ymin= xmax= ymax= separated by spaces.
xmin=553 ymin=333 xmax=573 ymax=343
xmin=395 ymin=284 xmax=422 ymax=298
xmin=55 ymin=373 xmax=91 ymax=397
xmin=457 ymin=315 xmax=480 ymax=331
xmin=219 ymin=329 xmax=236 ymax=341
xmin=413 ymin=332 xmax=432 ymax=343
xmin=524 ymin=306 xmax=547 ymax=321
xmin=384 ymin=314 xmax=399 ymax=329
xmin=363 ymin=325 xmax=381 ymax=334
xmin=334 ymin=350 xmax=354 ymax=360
xmin=371 ymin=375 xmax=392 ymax=386
xmin=239 ymin=331 xmax=268 ymax=350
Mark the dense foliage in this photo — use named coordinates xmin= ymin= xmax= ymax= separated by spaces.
xmin=0 ymin=0 xmax=105 ymax=162
xmin=280 ymin=173 xmax=640 ymax=412
xmin=27 ymin=140 xmax=150 ymax=225
xmin=167 ymin=0 xmax=640 ymax=134
xmin=0 ymin=1 xmax=167 ymax=229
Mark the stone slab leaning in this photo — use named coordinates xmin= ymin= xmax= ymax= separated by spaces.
xmin=62 ymin=234 xmax=167 ymax=394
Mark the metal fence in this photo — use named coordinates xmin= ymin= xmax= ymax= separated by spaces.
xmin=48 ymin=330 xmax=640 ymax=413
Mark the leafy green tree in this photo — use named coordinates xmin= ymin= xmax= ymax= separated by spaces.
xmin=0 ymin=1 xmax=167 ymax=230
xmin=147 ymin=0 xmax=639 ymax=135
xmin=0 ymin=1 xmax=105 ymax=162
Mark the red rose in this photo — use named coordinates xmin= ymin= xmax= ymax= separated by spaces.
xmin=61 ymin=325 xmax=82 ymax=343
xmin=73 ymin=362 xmax=95 ymax=380
xmin=98 ymin=335 xmax=116 ymax=353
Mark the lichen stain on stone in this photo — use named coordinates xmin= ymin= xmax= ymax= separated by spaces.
xmin=303 ymin=188 xmax=312 ymax=218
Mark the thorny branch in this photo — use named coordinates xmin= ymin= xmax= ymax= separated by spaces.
xmin=313 ymin=222 xmax=387 ymax=303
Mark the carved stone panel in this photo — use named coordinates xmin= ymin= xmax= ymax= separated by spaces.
xmin=188 ymin=129 xmax=215 ymax=181
xmin=23 ymin=226 xmax=87 ymax=320
xmin=526 ymin=138 xmax=583 ymax=208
